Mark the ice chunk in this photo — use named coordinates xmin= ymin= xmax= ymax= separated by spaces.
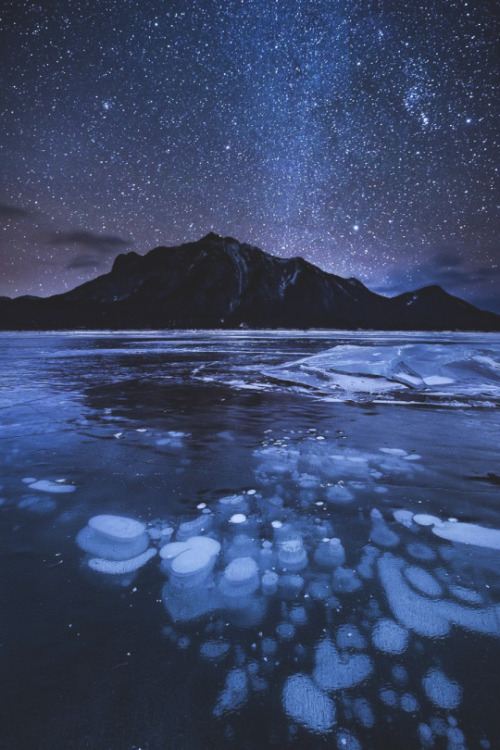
xmin=422 ymin=668 xmax=462 ymax=709
xmin=27 ymin=479 xmax=76 ymax=493
xmin=431 ymin=519 xmax=500 ymax=550
xmin=313 ymin=639 xmax=373 ymax=691
xmin=404 ymin=565 xmax=442 ymax=597
xmin=371 ymin=618 xmax=409 ymax=655
xmin=87 ymin=547 xmax=157 ymax=575
xmin=282 ymin=674 xmax=336 ymax=734
xmin=214 ymin=668 xmax=249 ymax=717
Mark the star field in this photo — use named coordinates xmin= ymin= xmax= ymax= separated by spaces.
xmin=1 ymin=0 xmax=499 ymax=310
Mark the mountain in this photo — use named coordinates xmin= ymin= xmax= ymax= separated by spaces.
xmin=1 ymin=233 xmax=499 ymax=330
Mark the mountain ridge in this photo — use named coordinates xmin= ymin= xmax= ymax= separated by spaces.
xmin=0 ymin=233 xmax=499 ymax=330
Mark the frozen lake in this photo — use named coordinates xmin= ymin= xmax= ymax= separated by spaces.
xmin=1 ymin=330 xmax=499 ymax=749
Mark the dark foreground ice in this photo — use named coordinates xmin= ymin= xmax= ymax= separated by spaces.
xmin=0 ymin=330 xmax=499 ymax=749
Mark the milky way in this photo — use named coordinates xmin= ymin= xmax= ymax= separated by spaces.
xmin=1 ymin=0 xmax=498 ymax=310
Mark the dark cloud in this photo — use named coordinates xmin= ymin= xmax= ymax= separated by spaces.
xmin=0 ymin=203 xmax=29 ymax=219
xmin=67 ymin=253 xmax=107 ymax=270
xmin=51 ymin=230 xmax=131 ymax=254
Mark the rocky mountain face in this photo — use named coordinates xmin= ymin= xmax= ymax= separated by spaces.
xmin=1 ymin=233 xmax=499 ymax=330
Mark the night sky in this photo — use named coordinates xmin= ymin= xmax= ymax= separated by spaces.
xmin=1 ymin=0 xmax=499 ymax=311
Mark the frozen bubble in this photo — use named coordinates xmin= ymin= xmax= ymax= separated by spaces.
xmin=308 ymin=579 xmax=333 ymax=601
xmin=417 ymin=723 xmax=434 ymax=748
xmin=336 ymin=625 xmax=366 ymax=651
xmin=18 ymin=495 xmax=57 ymax=514
xmin=380 ymin=448 xmax=407 ymax=456
xmin=88 ymin=547 xmax=157 ymax=575
xmin=314 ymin=538 xmax=346 ymax=569
xmin=226 ymin=534 xmax=259 ymax=563
xmin=289 ymin=606 xmax=308 ymax=626
xmin=404 ymin=565 xmax=442 ymax=598
xmin=89 ymin=515 xmax=146 ymax=541
xmin=353 ymin=698 xmax=374 ymax=728
xmin=432 ymin=519 xmax=500 ymax=550
xmin=357 ymin=545 xmax=380 ymax=580
xmin=229 ymin=513 xmax=247 ymax=524
xmin=406 ymin=542 xmax=436 ymax=561
xmin=77 ymin=516 xmax=149 ymax=561
xmin=271 ymin=520 xmax=283 ymax=529
xmin=278 ymin=536 xmax=308 ymax=572
xmin=400 ymin=692 xmax=419 ymax=713
xmin=170 ymin=548 xmax=216 ymax=589
xmin=176 ymin=515 xmax=213 ymax=541
xmin=404 ymin=454 xmax=421 ymax=461
xmin=214 ymin=668 xmax=249 ymax=717
xmin=447 ymin=726 xmax=465 ymax=746
xmin=197 ymin=502 xmax=207 ymax=509
xmin=392 ymin=664 xmax=408 ymax=684
xmin=22 ymin=477 xmax=37 ymax=484
xmin=380 ymin=688 xmax=399 ymax=707
xmin=393 ymin=509 xmax=414 ymax=528
xmin=219 ymin=557 xmax=260 ymax=598
xmin=331 ymin=567 xmax=362 ymax=593
xmin=276 ymin=622 xmax=295 ymax=641
xmin=279 ymin=574 xmax=304 ymax=599
xmin=378 ymin=553 xmax=500 ymax=638
xmin=372 ymin=618 xmax=409 ymax=654
xmin=370 ymin=509 xmax=400 ymax=548
xmin=27 ymin=479 xmax=75 ymax=494
xmin=413 ymin=514 xmax=442 ymax=527
xmin=313 ymin=639 xmax=373 ymax=691
xmin=326 ymin=484 xmax=354 ymax=505
xmin=200 ymin=640 xmax=230 ymax=662
xmin=282 ymin=674 xmax=336 ymax=734
xmin=422 ymin=668 xmax=462 ymax=709
xmin=449 ymin=585 xmax=483 ymax=605
xmin=162 ymin=581 xmax=220 ymax=623
xmin=262 ymin=571 xmax=279 ymax=595
xmin=261 ymin=637 xmax=278 ymax=656
xmin=336 ymin=728 xmax=361 ymax=750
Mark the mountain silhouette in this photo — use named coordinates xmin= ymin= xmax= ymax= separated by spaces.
xmin=1 ymin=233 xmax=499 ymax=330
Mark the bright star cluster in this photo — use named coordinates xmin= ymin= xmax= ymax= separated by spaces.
xmin=0 ymin=0 xmax=498 ymax=310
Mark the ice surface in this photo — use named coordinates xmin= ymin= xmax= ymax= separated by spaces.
xmin=88 ymin=548 xmax=157 ymax=575
xmin=422 ymin=668 xmax=462 ymax=709
xmin=282 ymin=674 xmax=336 ymax=734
